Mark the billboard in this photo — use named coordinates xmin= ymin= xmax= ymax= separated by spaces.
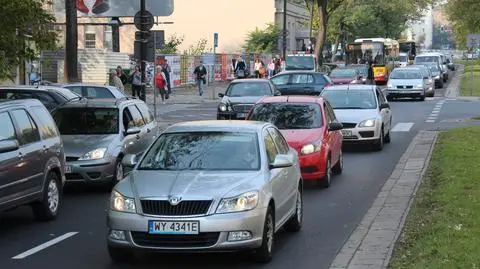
xmin=53 ymin=0 xmax=174 ymax=17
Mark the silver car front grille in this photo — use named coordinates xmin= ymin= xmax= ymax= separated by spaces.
xmin=140 ymin=200 xmax=213 ymax=216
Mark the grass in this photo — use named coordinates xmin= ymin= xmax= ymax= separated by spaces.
xmin=472 ymin=115 xmax=480 ymax=120
xmin=389 ymin=126 xmax=480 ymax=269
xmin=459 ymin=59 xmax=480 ymax=96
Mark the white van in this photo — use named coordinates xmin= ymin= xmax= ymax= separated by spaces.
xmin=414 ymin=53 xmax=448 ymax=82
xmin=398 ymin=53 xmax=409 ymax=67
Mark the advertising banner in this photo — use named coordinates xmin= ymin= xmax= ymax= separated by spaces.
xmin=166 ymin=55 xmax=181 ymax=87
xmin=214 ymin=55 xmax=221 ymax=81
xmin=52 ymin=0 xmax=173 ymax=18
xmin=187 ymin=56 xmax=196 ymax=84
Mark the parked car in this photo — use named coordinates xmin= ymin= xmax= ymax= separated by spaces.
xmin=51 ymin=98 xmax=159 ymax=186
xmin=328 ymin=68 xmax=363 ymax=85
xmin=408 ymin=65 xmax=435 ymax=97
xmin=63 ymin=84 xmax=127 ymax=99
xmin=217 ymin=79 xmax=281 ymax=120
xmin=386 ymin=67 xmax=428 ymax=101
xmin=0 ymin=99 xmax=65 ymax=220
xmin=269 ymin=71 xmax=333 ymax=95
xmin=247 ymin=96 xmax=343 ymax=188
xmin=321 ymin=85 xmax=392 ymax=151
xmin=107 ymin=121 xmax=303 ymax=263
xmin=0 ymin=85 xmax=82 ymax=111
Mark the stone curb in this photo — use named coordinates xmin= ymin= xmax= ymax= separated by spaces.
xmin=329 ymin=130 xmax=438 ymax=269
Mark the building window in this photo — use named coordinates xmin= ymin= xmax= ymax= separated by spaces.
xmin=103 ymin=26 xmax=112 ymax=51
xmin=84 ymin=25 xmax=96 ymax=49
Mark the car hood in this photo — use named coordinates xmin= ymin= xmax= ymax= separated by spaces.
xmin=62 ymin=134 xmax=117 ymax=157
xmin=333 ymin=109 xmax=379 ymax=123
xmin=388 ymin=79 xmax=423 ymax=86
xmin=222 ymin=95 xmax=265 ymax=104
xmin=128 ymin=170 xmax=263 ymax=200
xmin=331 ymin=77 xmax=354 ymax=84
xmin=279 ymin=129 xmax=322 ymax=151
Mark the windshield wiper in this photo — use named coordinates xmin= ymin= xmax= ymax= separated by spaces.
xmin=335 ymin=106 xmax=367 ymax=109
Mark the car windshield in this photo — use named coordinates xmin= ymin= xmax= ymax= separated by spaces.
xmin=138 ymin=132 xmax=260 ymax=171
xmin=399 ymin=55 xmax=408 ymax=62
xmin=329 ymin=68 xmax=356 ymax=78
xmin=389 ymin=70 xmax=422 ymax=79
xmin=249 ymin=103 xmax=323 ymax=129
xmin=285 ymin=56 xmax=315 ymax=70
xmin=427 ymin=65 xmax=440 ymax=72
xmin=52 ymin=107 xmax=119 ymax=135
xmin=225 ymin=82 xmax=271 ymax=97
xmin=54 ymin=88 xmax=82 ymax=100
xmin=415 ymin=56 xmax=438 ymax=63
xmin=322 ymin=90 xmax=377 ymax=109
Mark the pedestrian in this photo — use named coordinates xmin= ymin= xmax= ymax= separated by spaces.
xmin=268 ymin=59 xmax=275 ymax=78
xmin=116 ymin=66 xmax=128 ymax=86
xmin=110 ymin=70 xmax=125 ymax=93
xmin=302 ymin=43 xmax=307 ymax=51
xmin=193 ymin=61 xmax=207 ymax=96
xmin=367 ymin=61 xmax=375 ymax=84
xmin=162 ymin=59 xmax=172 ymax=94
xmin=129 ymin=65 xmax=142 ymax=98
xmin=155 ymin=66 xmax=168 ymax=104
xmin=234 ymin=57 xmax=247 ymax=78
xmin=254 ymin=58 xmax=262 ymax=78
xmin=274 ymin=57 xmax=281 ymax=75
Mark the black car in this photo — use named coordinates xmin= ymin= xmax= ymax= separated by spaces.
xmin=217 ymin=79 xmax=281 ymax=120
xmin=0 ymin=85 xmax=81 ymax=111
xmin=270 ymin=71 xmax=333 ymax=95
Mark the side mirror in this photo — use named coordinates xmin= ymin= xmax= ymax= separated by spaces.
xmin=328 ymin=122 xmax=343 ymax=131
xmin=269 ymin=154 xmax=294 ymax=169
xmin=0 ymin=140 xmax=19 ymax=153
xmin=274 ymin=91 xmax=282 ymax=96
xmin=218 ymin=93 xmax=224 ymax=98
xmin=124 ymin=127 xmax=141 ymax=136
xmin=379 ymin=103 xmax=390 ymax=110
xmin=358 ymin=75 xmax=363 ymax=79
xmin=424 ymin=77 xmax=429 ymax=79
xmin=443 ymin=61 xmax=447 ymax=65
xmin=122 ymin=154 xmax=138 ymax=168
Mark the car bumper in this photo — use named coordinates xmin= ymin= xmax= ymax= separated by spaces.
xmin=217 ymin=111 xmax=249 ymax=120
xmin=340 ymin=125 xmax=381 ymax=144
xmin=107 ymin=208 xmax=267 ymax=252
xmin=64 ymin=158 xmax=116 ymax=184
xmin=387 ymin=89 xmax=425 ymax=98
xmin=298 ymin=151 xmax=327 ymax=180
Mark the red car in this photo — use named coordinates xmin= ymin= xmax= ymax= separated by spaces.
xmin=247 ymin=96 xmax=344 ymax=187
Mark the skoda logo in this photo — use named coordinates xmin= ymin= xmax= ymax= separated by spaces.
xmin=168 ymin=196 xmax=181 ymax=206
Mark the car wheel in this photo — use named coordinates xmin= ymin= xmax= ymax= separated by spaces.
xmin=419 ymin=95 xmax=425 ymax=101
xmin=384 ymin=128 xmax=391 ymax=143
xmin=32 ymin=171 xmax=61 ymax=221
xmin=110 ymin=159 xmax=124 ymax=185
xmin=374 ymin=128 xmax=384 ymax=151
xmin=332 ymin=150 xmax=343 ymax=174
xmin=253 ymin=206 xmax=275 ymax=263
xmin=108 ymin=245 xmax=134 ymax=263
xmin=319 ymin=157 xmax=331 ymax=188
xmin=284 ymin=185 xmax=303 ymax=232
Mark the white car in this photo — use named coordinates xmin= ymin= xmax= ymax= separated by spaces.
xmin=321 ymin=85 xmax=392 ymax=151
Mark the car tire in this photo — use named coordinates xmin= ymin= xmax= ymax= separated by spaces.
xmin=419 ymin=95 xmax=425 ymax=101
xmin=253 ymin=206 xmax=275 ymax=263
xmin=110 ymin=158 xmax=124 ymax=187
xmin=32 ymin=171 xmax=61 ymax=221
xmin=319 ymin=157 xmax=332 ymax=188
xmin=108 ymin=246 xmax=134 ymax=263
xmin=332 ymin=150 xmax=343 ymax=174
xmin=374 ymin=128 xmax=384 ymax=151
xmin=284 ymin=185 xmax=303 ymax=232
xmin=384 ymin=129 xmax=391 ymax=143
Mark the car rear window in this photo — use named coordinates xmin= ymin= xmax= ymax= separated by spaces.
xmin=249 ymin=103 xmax=323 ymax=129
xmin=52 ymin=107 xmax=119 ymax=135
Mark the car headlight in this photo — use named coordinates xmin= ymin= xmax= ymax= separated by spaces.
xmin=110 ymin=190 xmax=136 ymax=213
xmin=358 ymin=119 xmax=376 ymax=127
xmin=219 ymin=103 xmax=227 ymax=112
xmin=434 ymin=75 xmax=440 ymax=79
xmin=416 ymin=84 xmax=423 ymax=88
xmin=387 ymin=84 xmax=393 ymax=88
xmin=216 ymin=191 xmax=259 ymax=214
xmin=78 ymin=148 xmax=107 ymax=160
xmin=300 ymin=140 xmax=322 ymax=155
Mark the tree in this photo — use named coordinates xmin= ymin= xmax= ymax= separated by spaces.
xmin=157 ymin=34 xmax=184 ymax=54
xmin=183 ymin=38 xmax=212 ymax=55
xmin=243 ymin=23 xmax=281 ymax=54
xmin=0 ymin=0 xmax=58 ymax=81
xmin=445 ymin=0 xmax=480 ymax=48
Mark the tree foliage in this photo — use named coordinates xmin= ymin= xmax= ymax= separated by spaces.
xmin=157 ymin=34 xmax=184 ymax=54
xmin=445 ymin=0 xmax=480 ymax=48
xmin=243 ymin=23 xmax=281 ymax=54
xmin=183 ymin=38 xmax=212 ymax=56
xmin=0 ymin=0 xmax=58 ymax=80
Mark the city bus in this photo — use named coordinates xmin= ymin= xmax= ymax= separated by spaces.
xmin=285 ymin=52 xmax=317 ymax=72
xmin=398 ymin=40 xmax=417 ymax=63
xmin=345 ymin=38 xmax=399 ymax=84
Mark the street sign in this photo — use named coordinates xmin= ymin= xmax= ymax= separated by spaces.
xmin=214 ymin=33 xmax=218 ymax=48
xmin=134 ymin=10 xmax=154 ymax=31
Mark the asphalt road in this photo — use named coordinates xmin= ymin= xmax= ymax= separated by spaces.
xmin=0 ymin=76 xmax=466 ymax=269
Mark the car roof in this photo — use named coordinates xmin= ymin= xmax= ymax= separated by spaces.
xmin=0 ymin=85 xmax=68 ymax=92
xmin=273 ymin=71 xmax=326 ymax=75
xmin=394 ymin=67 xmax=422 ymax=72
xmin=417 ymin=53 xmax=442 ymax=56
xmin=166 ymin=120 xmax=270 ymax=133
xmin=257 ymin=95 xmax=325 ymax=104
xmin=231 ymin=79 xmax=270 ymax=84
xmin=0 ymin=98 xmax=43 ymax=108
xmin=323 ymin=84 xmax=376 ymax=91
xmin=56 ymin=97 xmax=140 ymax=109
xmin=399 ymin=52 xmax=409 ymax=56
xmin=62 ymin=83 xmax=126 ymax=98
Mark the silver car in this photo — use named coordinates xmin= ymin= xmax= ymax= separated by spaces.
xmin=63 ymin=83 xmax=127 ymax=99
xmin=107 ymin=121 xmax=303 ymax=263
xmin=386 ymin=67 xmax=428 ymax=101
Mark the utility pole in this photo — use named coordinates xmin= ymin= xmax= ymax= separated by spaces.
xmin=111 ymin=17 xmax=120 ymax=52
xmin=309 ymin=0 xmax=314 ymax=46
xmin=282 ymin=0 xmax=287 ymax=58
xmin=65 ymin=0 xmax=79 ymax=82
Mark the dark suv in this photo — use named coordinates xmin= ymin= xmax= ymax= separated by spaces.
xmin=0 ymin=85 xmax=81 ymax=111
xmin=0 ymin=99 xmax=65 ymax=221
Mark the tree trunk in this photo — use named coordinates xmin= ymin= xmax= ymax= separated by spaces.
xmin=314 ymin=0 xmax=328 ymax=67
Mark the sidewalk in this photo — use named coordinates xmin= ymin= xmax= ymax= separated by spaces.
xmin=144 ymin=81 xmax=230 ymax=105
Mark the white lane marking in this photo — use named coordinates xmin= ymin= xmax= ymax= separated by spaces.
xmin=12 ymin=232 xmax=79 ymax=259
xmin=430 ymin=112 xmax=439 ymax=116
xmin=391 ymin=122 xmax=414 ymax=132
xmin=425 ymin=120 xmax=435 ymax=123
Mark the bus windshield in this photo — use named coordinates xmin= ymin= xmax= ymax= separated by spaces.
xmin=346 ymin=43 xmax=385 ymax=65
xmin=285 ymin=56 xmax=315 ymax=70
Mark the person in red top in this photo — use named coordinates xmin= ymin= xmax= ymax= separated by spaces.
xmin=155 ymin=66 xmax=168 ymax=104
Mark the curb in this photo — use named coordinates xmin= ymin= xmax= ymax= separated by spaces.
xmin=329 ymin=130 xmax=438 ymax=269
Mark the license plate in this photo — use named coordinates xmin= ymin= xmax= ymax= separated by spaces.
xmin=148 ymin=220 xmax=200 ymax=235
xmin=64 ymin=166 xmax=72 ymax=173
xmin=237 ymin=113 xmax=247 ymax=118
xmin=341 ymin=130 xmax=353 ymax=136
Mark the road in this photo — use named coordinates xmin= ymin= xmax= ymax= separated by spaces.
xmin=1 ymin=75 xmax=478 ymax=269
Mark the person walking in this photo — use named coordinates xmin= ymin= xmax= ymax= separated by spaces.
xmin=367 ymin=61 xmax=375 ymax=84
xmin=130 ymin=65 xmax=142 ymax=98
xmin=268 ymin=59 xmax=275 ymax=78
xmin=162 ymin=60 xmax=172 ymax=94
xmin=110 ymin=70 xmax=124 ymax=93
xmin=254 ymin=58 xmax=262 ymax=78
xmin=193 ymin=61 xmax=207 ymax=96
xmin=234 ymin=57 xmax=247 ymax=79
xmin=116 ymin=66 xmax=128 ymax=86
xmin=155 ymin=66 xmax=168 ymax=104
